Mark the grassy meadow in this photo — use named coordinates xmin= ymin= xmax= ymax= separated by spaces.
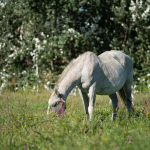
xmin=0 ymin=89 xmax=150 ymax=150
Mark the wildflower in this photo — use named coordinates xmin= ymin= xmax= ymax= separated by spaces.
xmin=137 ymin=78 xmax=140 ymax=81
xmin=99 ymin=142 xmax=102 ymax=145
xmin=102 ymin=137 xmax=107 ymax=141
xmin=145 ymin=111 xmax=149 ymax=116
xmin=29 ymin=118 xmax=31 ymax=120
xmin=71 ymin=118 xmax=74 ymax=121
xmin=94 ymin=146 xmax=96 ymax=149
xmin=124 ymin=131 xmax=127 ymax=134
xmin=25 ymin=114 xmax=27 ymax=116
xmin=147 ymin=73 xmax=150 ymax=77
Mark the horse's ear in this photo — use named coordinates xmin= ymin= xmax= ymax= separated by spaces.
xmin=55 ymin=89 xmax=59 ymax=96
xmin=49 ymin=88 xmax=53 ymax=94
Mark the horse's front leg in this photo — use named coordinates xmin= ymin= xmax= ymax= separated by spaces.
xmin=78 ymin=88 xmax=89 ymax=120
xmin=109 ymin=93 xmax=118 ymax=121
xmin=88 ymin=83 xmax=96 ymax=121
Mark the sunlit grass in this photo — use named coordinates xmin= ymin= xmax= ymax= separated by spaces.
xmin=0 ymin=90 xmax=150 ymax=150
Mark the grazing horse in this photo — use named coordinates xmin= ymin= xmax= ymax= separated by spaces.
xmin=47 ymin=50 xmax=134 ymax=120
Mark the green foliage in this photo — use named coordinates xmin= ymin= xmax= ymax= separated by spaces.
xmin=0 ymin=0 xmax=150 ymax=91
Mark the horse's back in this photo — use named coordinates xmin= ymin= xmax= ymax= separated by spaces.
xmin=95 ymin=50 xmax=133 ymax=95
xmin=99 ymin=50 xmax=133 ymax=81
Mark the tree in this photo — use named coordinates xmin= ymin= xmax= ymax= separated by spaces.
xmin=0 ymin=0 xmax=150 ymax=92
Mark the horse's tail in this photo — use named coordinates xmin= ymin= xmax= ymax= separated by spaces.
xmin=118 ymin=87 xmax=135 ymax=113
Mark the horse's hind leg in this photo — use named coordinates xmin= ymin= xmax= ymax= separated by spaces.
xmin=109 ymin=93 xmax=118 ymax=121
xmin=123 ymin=82 xmax=132 ymax=116
xmin=78 ymin=88 xmax=89 ymax=120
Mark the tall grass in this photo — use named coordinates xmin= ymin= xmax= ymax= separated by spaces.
xmin=0 ymin=89 xmax=150 ymax=150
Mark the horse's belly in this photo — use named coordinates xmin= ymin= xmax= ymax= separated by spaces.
xmin=97 ymin=83 xmax=125 ymax=95
xmin=96 ymin=66 xmax=126 ymax=95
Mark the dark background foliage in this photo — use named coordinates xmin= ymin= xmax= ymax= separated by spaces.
xmin=0 ymin=0 xmax=150 ymax=90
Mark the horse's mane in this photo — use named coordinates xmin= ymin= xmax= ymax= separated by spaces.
xmin=56 ymin=56 xmax=80 ymax=87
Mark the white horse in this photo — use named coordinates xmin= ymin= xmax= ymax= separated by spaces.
xmin=47 ymin=50 xmax=134 ymax=120
xmin=109 ymin=91 xmax=135 ymax=105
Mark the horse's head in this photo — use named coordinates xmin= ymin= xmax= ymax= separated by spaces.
xmin=48 ymin=89 xmax=66 ymax=114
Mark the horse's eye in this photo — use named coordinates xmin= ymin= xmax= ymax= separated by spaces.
xmin=52 ymin=101 xmax=60 ymax=107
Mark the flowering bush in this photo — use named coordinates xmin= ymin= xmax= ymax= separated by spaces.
xmin=0 ymin=0 xmax=150 ymax=93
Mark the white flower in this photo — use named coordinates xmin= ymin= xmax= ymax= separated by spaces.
xmin=22 ymin=70 xmax=26 ymax=74
xmin=110 ymin=17 xmax=114 ymax=21
xmin=9 ymin=53 xmax=15 ymax=58
xmin=43 ymin=40 xmax=47 ymax=44
xmin=33 ymin=38 xmax=40 ymax=43
xmin=134 ymin=90 xmax=139 ymax=93
xmin=147 ymin=73 xmax=150 ymax=77
xmin=0 ymin=2 xmax=6 ymax=8
xmin=1 ymin=76 xmax=5 ymax=80
xmin=60 ymin=49 xmax=63 ymax=54
xmin=1 ymin=83 xmax=5 ymax=88
xmin=41 ymin=32 xmax=44 ymax=36
xmin=47 ymin=81 xmax=50 ymax=85
xmin=44 ymin=84 xmax=49 ymax=90
xmin=20 ymin=35 xmax=23 ymax=40
xmin=68 ymin=28 xmax=75 ymax=33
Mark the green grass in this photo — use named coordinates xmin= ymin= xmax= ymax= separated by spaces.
xmin=0 ymin=89 xmax=150 ymax=150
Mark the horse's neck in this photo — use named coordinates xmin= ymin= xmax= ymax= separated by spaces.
xmin=58 ymin=72 xmax=79 ymax=101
